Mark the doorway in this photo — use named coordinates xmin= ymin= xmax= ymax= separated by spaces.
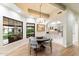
xmin=47 ymin=21 xmax=63 ymax=45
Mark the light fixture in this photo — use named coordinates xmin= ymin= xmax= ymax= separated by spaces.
xmin=56 ymin=21 xmax=61 ymax=24
xmin=57 ymin=11 xmax=62 ymax=14
xmin=40 ymin=3 xmax=42 ymax=18
xmin=38 ymin=3 xmax=44 ymax=23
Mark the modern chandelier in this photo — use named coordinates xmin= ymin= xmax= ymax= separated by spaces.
xmin=38 ymin=3 xmax=44 ymax=23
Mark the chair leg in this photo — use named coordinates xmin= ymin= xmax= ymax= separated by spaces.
xmin=29 ymin=47 xmax=31 ymax=56
xmin=28 ymin=44 xmax=31 ymax=56
xmin=30 ymin=48 xmax=37 ymax=56
xmin=35 ymin=49 xmax=37 ymax=56
xmin=34 ymin=49 xmax=37 ymax=56
xmin=50 ymin=41 xmax=52 ymax=55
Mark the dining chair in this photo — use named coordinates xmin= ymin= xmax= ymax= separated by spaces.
xmin=43 ymin=38 xmax=52 ymax=55
xmin=44 ymin=32 xmax=52 ymax=45
xmin=29 ymin=37 xmax=40 ymax=56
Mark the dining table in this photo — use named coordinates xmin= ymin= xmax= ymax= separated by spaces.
xmin=36 ymin=37 xmax=51 ymax=49
xmin=36 ymin=38 xmax=50 ymax=42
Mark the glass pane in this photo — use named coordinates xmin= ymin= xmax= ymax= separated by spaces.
xmin=8 ymin=26 xmax=14 ymax=35
xmin=3 ymin=17 xmax=23 ymax=45
xmin=3 ymin=26 xmax=9 ymax=45
xmin=8 ymin=19 xmax=14 ymax=26
xmin=26 ymin=23 xmax=35 ymax=37
xmin=3 ymin=26 xmax=8 ymax=40
xmin=17 ymin=27 xmax=23 ymax=39
xmin=3 ymin=17 xmax=8 ymax=25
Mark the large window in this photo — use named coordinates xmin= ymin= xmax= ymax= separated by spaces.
xmin=3 ymin=16 xmax=23 ymax=45
xmin=26 ymin=23 xmax=35 ymax=38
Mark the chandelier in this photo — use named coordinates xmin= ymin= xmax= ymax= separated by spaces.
xmin=38 ymin=3 xmax=45 ymax=23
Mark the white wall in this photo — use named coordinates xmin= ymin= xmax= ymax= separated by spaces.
xmin=26 ymin=18 xmax=36 ymax=23
xmin=35 ymin=19 xmax=46 ymax=37
xmin=0 ymin=5 xmax=27 ymax=55
xmin=73 ymin=21 xmax=78 ymax=45
xmin=47 ymin=9 xmax=77 ymax=47
xmin=26 ymin=18 xmax=46 ymax=37
xmin=47 ymin=12 xmax=66 ymax=46
xmin=49 ymin=9 xmax=76 ymax=47
xmin=62 ymin=9 xmax=76 ymax=47
xmin=76 ymin=14 xmax=79 ymax=44
xmin=0 ymin=16 xmax=3 ymax=46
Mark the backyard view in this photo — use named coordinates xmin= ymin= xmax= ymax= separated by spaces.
xmin=3 ymin=17 xmax=23 ymax=45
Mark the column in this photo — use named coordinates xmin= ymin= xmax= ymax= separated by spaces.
xmin=77 ymin=16 xmax=79 ymax=45
xmin=63 ymin=10 xmax=75 ymax=47
xmin=23 ymin=17 xmax=27 ymax=39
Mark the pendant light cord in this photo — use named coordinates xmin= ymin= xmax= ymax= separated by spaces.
xmin=40 ymin=3 xmax=42 ymax=18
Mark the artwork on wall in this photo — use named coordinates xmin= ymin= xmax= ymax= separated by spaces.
xmin=37 ymin=24 xmax=45 ymax=32
xmin=3 ymin=16 xmax=23 ymax=45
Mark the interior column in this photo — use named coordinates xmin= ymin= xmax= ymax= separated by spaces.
xmin=63 ymin=10 xmax=75 ymax=47
xmin=77 ymin=16 xmax=79 ymax=45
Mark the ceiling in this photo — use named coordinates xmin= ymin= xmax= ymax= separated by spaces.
xmin=15 ymin=3 xmax=63 ymax=19
xmin=24 ymin=3 xmax=59 ymax=14
xmin=63 ymin=3 xmax=79 ymax=14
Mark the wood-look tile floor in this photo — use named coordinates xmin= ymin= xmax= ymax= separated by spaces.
xmin=7 ymin=43 xmax=79 ymax=56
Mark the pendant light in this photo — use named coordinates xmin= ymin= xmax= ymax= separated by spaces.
xmin=38 ymin=3 xmax=44 ymax=23
xmin=40 ymin=3 xmax=42 ymax=18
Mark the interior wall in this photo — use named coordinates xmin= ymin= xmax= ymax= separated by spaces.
xmin=0 ymin=16 xmax=3 ymax=46
xmin=62 ymin=9 xmax=77 ymax=47
xmin=76 ymin=14 xmax=79 ymax=44
xmin=26 ymin=18 xmax=46 ymax=37
xmin=47 ymin=9 xmax=77 ymax=47
xmin=73 ymin=22 xmax=78 ymax=45
xmin=35 ymin=19 xmax=46 ymax=37
xmin=72 ymin=12 xmax=78 ymax=45
xmin=0 ymin=5 xmax=27 ymax=55
xmin=46 ymin=12 xmax=66 ymax=46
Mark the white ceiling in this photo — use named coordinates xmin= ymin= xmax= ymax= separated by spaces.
xmin=25 ymin=3 xmax=62 ymax=14
xmin=27 ymin=3 xmax=79 ymax=21
xmin=15 ymin=3 xmax=64 ymax=19
xmin=63 ymin=3 xmax=79 ymax=14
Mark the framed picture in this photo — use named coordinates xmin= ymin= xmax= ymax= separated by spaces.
xmin=37 ymin=24 xmax=45 ymax=32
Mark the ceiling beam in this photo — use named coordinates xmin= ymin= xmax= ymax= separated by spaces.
xmin=28 ymin=8 xmax=50 ymax=18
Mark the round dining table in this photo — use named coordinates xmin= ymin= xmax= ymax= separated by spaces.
xmin=36 ymin=38 xmax=51 ymax=49
xmin=36 ymin=38 xmax=50 ymax=42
